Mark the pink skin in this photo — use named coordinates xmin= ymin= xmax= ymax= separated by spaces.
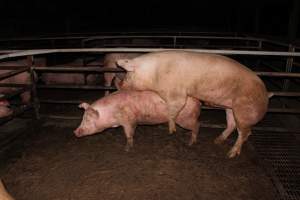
xmin=117 ymin=50 xmax=270 ymax=158
xmin=38 ymin=57 xmax=99 ymax=85
xmin=0 ymin=179 xmax=14 ymax=200
xmin=74 ymin=90 xmax=201 ymax=151
xmin=103 ymin=53 xmax=143 ymax=96
xmin=0 ymin=100 xmax=12 ymax=118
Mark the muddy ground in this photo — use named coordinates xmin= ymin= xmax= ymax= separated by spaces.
xmin=0 ymin=117 xmax=277 ymax=200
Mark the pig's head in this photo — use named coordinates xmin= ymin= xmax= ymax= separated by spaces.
xmin=116 ymin=59 xmax=139 ymax=89
xmin=74 ymin=102 xmax=100 ymax=137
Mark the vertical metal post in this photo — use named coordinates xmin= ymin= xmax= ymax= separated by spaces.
xmin=283 ymin=44 xmax=295 ymax=91
xmin=27 ymin=55 xmax=40 ymax=119
xmin=173 ymin=36 xmax=177 ymax=48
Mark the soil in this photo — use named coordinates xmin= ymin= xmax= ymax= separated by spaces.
xmin=1 ymin=118 xmax=277 ymax=200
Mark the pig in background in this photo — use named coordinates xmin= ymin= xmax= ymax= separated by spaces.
xmin=35 ymin=57 xmax=100 ymax=85
xmin=103 ymin=53 xmax=143 ymax=96
xmin=0 ymin=59 xmax=32 ymax=105
xmin=0 ymin=99 xmax=12 ymax=118
xmin=0 ymin=179 xmax=14 ymax=200
xmin=117 ymin=50 xmax=271 ymax=158
xmin=74 ymin=88 xmax=201 ymax=151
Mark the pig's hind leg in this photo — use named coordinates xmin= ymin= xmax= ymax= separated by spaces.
xmin=214 ymin=109 xmax=236 ymax=144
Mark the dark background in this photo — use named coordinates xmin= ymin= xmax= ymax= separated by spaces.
xmin=0 ymin=0 xmax=299 ymax=40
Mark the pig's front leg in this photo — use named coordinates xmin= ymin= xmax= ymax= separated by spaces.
xmin=104 ymin=72 xmax=115 ymax=96
xmin=122 ymin=123 xmax=136 ymax=152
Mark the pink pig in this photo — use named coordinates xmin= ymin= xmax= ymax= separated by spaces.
xmin=117 ymin=50 xmax=270 ymax=158
xmin=74 ymin=90 xmax=201 ymax=151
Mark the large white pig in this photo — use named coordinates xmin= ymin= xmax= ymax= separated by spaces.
xmin=117 ymin=50 xmax=270 ymax=158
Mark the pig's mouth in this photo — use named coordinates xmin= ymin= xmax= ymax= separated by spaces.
xmin=74 ymin=128 xmax=85 ymax=137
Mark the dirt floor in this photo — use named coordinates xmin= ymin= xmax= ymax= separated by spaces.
xmin=0 ymin=118 xmax=277 ymax=200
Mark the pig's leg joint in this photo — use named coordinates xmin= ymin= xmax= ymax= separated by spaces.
xmin=214 ymin=109 xmax=236 ymax=145
xmin=227 ymin=127 xmax=251 ymax=158
xmin=188 ymin=121 xmax=200 ymax=146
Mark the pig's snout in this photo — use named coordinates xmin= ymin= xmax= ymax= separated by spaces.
xmin=74 ymin=128 xmax=84 ymax=137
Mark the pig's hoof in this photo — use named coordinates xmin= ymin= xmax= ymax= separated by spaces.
xmin=124 ymin=145 xmax=131 ymax=152
xmin=168 ymin=126 xmax=176 ymax=134
xmin=227 ymin=148 xmax=240 ymax=158
xmin=214 ymin=136 xmax=225 ymax=145
xmin=188 ymin=138 xmax=196 ymax=146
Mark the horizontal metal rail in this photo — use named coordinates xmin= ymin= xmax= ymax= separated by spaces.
xmin=37 ymin=85 xmax=116 ymax=90
xmin=0 ymin=66 xmax=29 ymax=70
xmin=32 ymin=67 xmax=300 ymax=78
xmin=0 ymin=87 xmax=31 ymax=100
xmin=256 ymin=72 xmax=300 ymax=78
xmin=0 ymin=104 xmax=32 ymax=123
xmin=0 ymin=67 xmax=30 ymax=81
xmin=38 ymin=99 xmax=300 ymax=114
xmin=37 ymin=113 xmax=300 ymax=133
xmin=33 ymin=66 xmax=121 ymax=73
xmin=1 ymin=48 xmax=300 ymax=60
xmin=0 ymin=83 xmax=31 ymax=88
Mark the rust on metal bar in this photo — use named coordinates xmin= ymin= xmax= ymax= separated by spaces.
xmin=0 ymin=67 xmax=30 ymax=81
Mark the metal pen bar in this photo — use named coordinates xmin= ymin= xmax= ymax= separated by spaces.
xmin=0 ymin=67 xmax=30 ymax=81
xmin=0 ymin=104 xmax=32 ymax=124
xmin=1 ymin=48 xmax=300 ymax=60
xmin=0 ymin=83 xmax=31 ymax=87
xmin=37 ymin=85 xmax=116 ymax=90
xmin=0 ymin=87 xmax=31 ymax=100
xmin=33 ymin=67 xmax=124 ymax=73
xmin=0 ymin=66 xmax=29 ymax=70
xmin=256 ymin=71 xmax=300 ymax=78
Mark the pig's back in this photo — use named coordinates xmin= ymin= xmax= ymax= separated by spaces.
xmin=134 ymin=51 xmax=267 ymax=106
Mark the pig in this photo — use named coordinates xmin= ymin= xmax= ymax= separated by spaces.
xmin=74 ymin=90 xmax=201 ymax=151
xmin=117 ymin=50 xmax=270 ymax=158
xmin=0 ymin=99 xmax=12 ymax=118
xmin=37 ymin=57 xmax=99 ymax=85
xmin=103 ymin=53 xmax=143 ymax=96
xmin=0 ymin=179 xmax=14 ymax=200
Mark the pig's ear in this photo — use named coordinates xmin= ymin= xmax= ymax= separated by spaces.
xmin=113 ymin=77 xmax=122 ymax=90
xmin=78 ymin=102 xmax=90 ymax=110
xmin=116 ymin=59 xmax=135 ymax=71
xmin=89 ymin=107 xmax=100 ymax=118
